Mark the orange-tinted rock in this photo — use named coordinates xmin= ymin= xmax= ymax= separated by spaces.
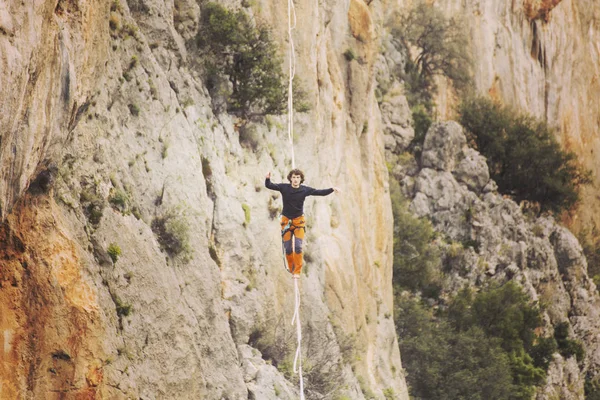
xmin=0 ymin=194 xmax=104 ymax=399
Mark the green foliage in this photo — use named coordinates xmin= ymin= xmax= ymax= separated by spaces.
xmin=357 ymin=375 xmax=377 ymax=399
xmin=129 ymin=55 xmax=138 ymax=69
xmin=390 ymin=181 xmax=441 ymax=297
xmin=80 ymin=188 xmax=105 ymax=225
xmin=458 ymin=97 xmax=591 ymax=214
xmin=395 ymin=282 xmax=556 ymax=400
xmin=529 ymin=336 xmax=558 ymax=370
xmin=508 ymin=350 xmax=545 ymax=399
xmin=383 ymin=388 xmax=396 ymax=400
xmin=343 ymin=48 xmax=356 ymax=61
xmin=151 ymin=208 xmax=192 ymax=259
xmin=114 ymin=296 xmax=132 ymax=317
xmin=292 ymin=76 xmax=311 ymax=113
xmin=242 ymin=203 xmax=251 ymax=227
xmin=392 ymin=1 xmax=472 ymax=108
xmin=197 ymin=3 xmax=287 ymax=116
xmin=250 ymin=318 xmax=354 ymax=397
xmin=447 ymin=283 xmax=553 ymax=398
xmin=554 ymin=322 xmax=585 ymax=361
xmin=410 ymin=105 xmax=432 ymax=147
xmin=107 ymin=243 xmax=122 ymax=263
xmin=585 ymin=376 xmax=600 ymax=400
xmin=395 ymin=296 xmax=513 ymax=400
xmin=450 ymin=283 xmax=542 ymax=353
xmin=109 ymin=188 xmax=130 ymax=214
xmin=128 ymin=103 xmax=140 ymax=116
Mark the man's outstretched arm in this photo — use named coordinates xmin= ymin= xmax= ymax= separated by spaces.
xmin=309 ymin=186 xmax=341 ymax=196
xmin=265 ymin=171 xmax=282 ymax=191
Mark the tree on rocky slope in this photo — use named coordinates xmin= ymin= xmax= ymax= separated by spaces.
xmin=458 ymin=96 xmax=591 ymax=214
xmin=196 ymin=2 xmax=287 ymax=117
xmin=391 ymin=1 xmax=472 ymax=110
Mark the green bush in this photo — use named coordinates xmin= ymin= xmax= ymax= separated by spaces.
xmin=391 ymin=1 xmax=471 ymax=108
xmin=128 ymin=103 xmax=140 ymax=116
xmin=80 ymin=188 xmax=105 ymax=225
xmin=343 ymin=48 xmax=356 ymax=61
xmin=242 ymin=203 xmax=251 ymax=227
xmin=410 ymin=104 xmax=432 ymax=148
xmin=250 ymin=318 xmax=352 ymax=397
xmin=554 ymin=322 xmax=585 ymax=361
xmin=151 ymin=209 xmax=192 ymax=259
xmin=395 ymin=284 xmax=555 ymax=400
xmin=446 ymin=283 xmax=554 ymax=399
xmin=586 ymin=376 xmax=600 ymax=400
xmin=109 ymin=188 xmax=130 ymax=214
xmin=292 ymin=76 xmax=311 ymax=113
xmin=107 ymin=243 xmax=122 ymax=263
xmin=382 ymin=388 xmax=395 ymax=400
xmin=114 ymin=296 xmax=132 ymax=317
xmin=395 ymin=296 xmax=513 ymax=400
xmin=390 ymin=181 xmax=441 ymax=297
xmin=197 ymin=3 xmax=286 ymax=116
xmin=458 ymin=97 xmax=591 ymax=214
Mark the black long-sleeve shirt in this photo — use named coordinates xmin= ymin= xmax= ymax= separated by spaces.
xmin=265 ymin=178 xmax=333 ymax=218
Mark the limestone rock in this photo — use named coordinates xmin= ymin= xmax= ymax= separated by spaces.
xmin=453 ymin=148 xmax=490 ymax=192
xmin=421 ymin=121 xmax=467 ymax=171
xmin=0 ymin=0 xmax=410 ymax=398
xmin=381 ymin=86 xmax=414 ymax=153
xmin=408 ymin=119 xmax=600 ymax=399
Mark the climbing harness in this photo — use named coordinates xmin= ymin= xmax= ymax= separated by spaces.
xmin=280 ymin=218 xmax=306 ymax=275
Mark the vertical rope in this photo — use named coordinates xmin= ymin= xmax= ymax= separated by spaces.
xmin=292 ymin=275 xmax=305 ymax=399
xmin=288 ymin=0 xmax=303 ymax=396
xmin=288 ymin=0 xmax=296 ymax=169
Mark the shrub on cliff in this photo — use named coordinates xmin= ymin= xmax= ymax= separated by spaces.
xmin=151 ymin=208 xmax=191 ymax=260
xmin=395 ymin=295 xmax=514 ymax=400
xmin=447 ymin=283 xmax=555 ymax=399
xmin=554 ymin=322 xmax=585 ymax=361
xmin=390 ymin=180 xmax=442 ymax=297
xmin=458 ymin=97 xmax=591 ymax=214
xmin=392 ymin=1 xmax=472 ymax=110
xmin=197 ymin=3 xmax=287 ymax=117
xmin=395 ymin=282 xmax=557 ymax=400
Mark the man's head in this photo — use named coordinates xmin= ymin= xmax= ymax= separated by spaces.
xmin=287 ymin=169 xmax=305 ymax=188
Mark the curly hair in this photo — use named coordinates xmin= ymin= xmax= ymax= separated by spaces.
xmin=287 ymin=169 xmax=305 ymax=184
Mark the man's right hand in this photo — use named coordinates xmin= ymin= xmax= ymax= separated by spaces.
xmin=266 ymin=171 xmax=271 ymax=179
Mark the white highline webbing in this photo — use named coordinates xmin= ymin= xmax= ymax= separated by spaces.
xmin=287 ymin=0 xmax=297 ymax=169
xmin=291 ymin=275 xmax=305 ymax=399
xmin=288 ymin=0 xmax=304 ymax=396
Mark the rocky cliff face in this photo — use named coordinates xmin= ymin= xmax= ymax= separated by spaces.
xmin=430 ymin=0 xmax=600 ymax=231
xmin=385 ymin=119 xmax=600 ymax=399
xmin=0 ymin=0 xmax=407 ymax=399
xmin=3 ymin=0 xmax=600 ymax=398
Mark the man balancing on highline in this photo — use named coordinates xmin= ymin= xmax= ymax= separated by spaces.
xmin=265 ymin=169 xmax=340 ymax=276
